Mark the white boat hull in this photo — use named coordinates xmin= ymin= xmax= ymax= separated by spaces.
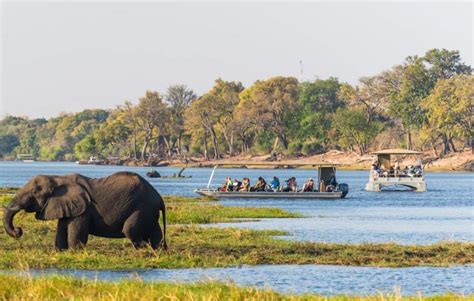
xmin=194 ymin=189 xmax=345 ymax=199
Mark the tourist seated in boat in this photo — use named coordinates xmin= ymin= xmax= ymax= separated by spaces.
xmin=324 ymin=173 xmax=337 ymax=192
xmin=283 ymin=177 xmax=297 ymax=192
xmin=414 ymin=165 xmax=423 ymax=177
xmin=379 ymin=167 xmax=388 ymax=178
xmin=270 ymin=176 xmax=281 ymax=192
xmin=239 ymin=178 xmax=250 ymax=192
xmin=389 ymin=165 xmax=395 ymax=177
xmin=301 ymin=178 xmax=315 ymax=192
xmin=250 ymin=176 xmax=267 ymax=192
xmin=407 ymin=165 xmax=415 ymax=177
xmin=401 ymin=166 xmax=409 ymax=177
xmin=219 ymin=176 xmax=234 ymax=192
xmin=232 ymin=178 xmax=242 ymax=191
xmin=394 ymin=161 xmax=401 ymax=177
xmin=371 ymin=163 xmax=381 ymax=179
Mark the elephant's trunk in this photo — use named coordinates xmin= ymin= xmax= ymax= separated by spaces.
xmin=3 ymin=200 xmax=23 ymax=238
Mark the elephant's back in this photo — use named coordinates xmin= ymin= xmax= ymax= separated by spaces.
xmin=88 ymin=172 xmax=158 ymax=232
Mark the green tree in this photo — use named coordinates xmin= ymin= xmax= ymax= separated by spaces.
xmin=165 ymin=85 xmax=197 ymax=156
xmin=236 ymin=77 xmax=299 ymax=150
xmin=389 ymin=49 xmax=471 ymax=150
xmin=0 ymin=134 xmax=19 ymax=158
xmin=421 ymin=75 xmax=473 ymax=155
xmin=295 ymin=78 xmax=343 ymax=152
xmin=185 ymin=79 xmax=243 ymax=158
xmin=134 ymin=91 xmax=170 ymax=160
xmin=333 ymin=108 xmax=382 ymax=155
xmin=423 ymin=49 xmax=472 ymax=82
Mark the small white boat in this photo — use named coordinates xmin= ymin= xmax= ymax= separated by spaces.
xmin=17 ymin=154 xmax=35 ymax=162
xmin=365 ymin=149 xmax=427 ymax=192
xmin=194 ymin=163 xmax=349 ymax=200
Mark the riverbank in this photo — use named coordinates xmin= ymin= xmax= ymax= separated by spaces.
xmin=0 ymin=195 xmax=472 ymax=269
xmin=4 ymin=148 xmax=471 ymax=171
xmin=1 ymin=274 xmax=470 ymax=300
xmin=188 ymin=149 xmax=473 ymax=171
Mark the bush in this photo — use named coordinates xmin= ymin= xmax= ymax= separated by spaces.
xmin=302 ymin=141 xmax=324 ymax=155
xmin=254 ymin=131 xmax=275 ymax=154
xmin=287 ymin=142 xmax=302 ymax=155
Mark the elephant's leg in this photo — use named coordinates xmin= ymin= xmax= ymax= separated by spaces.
xmin=55 ymin=219 xmax=68 ymax=251
xmin=147 ymin=225 xmax=163 ymax=250
xmin=123 ymin=211 xmax=147 ymax=249
xmin=66 ymin=214 xmax=90 ymax=249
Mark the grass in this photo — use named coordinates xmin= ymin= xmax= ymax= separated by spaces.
xmin=0 ymin=187 xmax=18 ymax=194
xmin=0 ymin=275 xmax=471 ymax=301
xmin=0 ymin=193 xmax=472 ymax=270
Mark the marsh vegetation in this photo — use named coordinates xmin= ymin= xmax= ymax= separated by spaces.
xmin=0 ymin=194 xmax=472 ymax=270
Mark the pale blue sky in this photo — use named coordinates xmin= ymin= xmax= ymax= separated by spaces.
xmin=1 ymin=1 xmax=472 ymax=118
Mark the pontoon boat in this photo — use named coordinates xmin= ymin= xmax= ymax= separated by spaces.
xmin=194 ymin=163 xmax=349 ymax=199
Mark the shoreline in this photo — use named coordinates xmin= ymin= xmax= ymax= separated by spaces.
xmin=1 ymin=149 xmax=472 ymax=172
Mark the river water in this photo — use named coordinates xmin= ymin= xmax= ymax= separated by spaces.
xmin=0 ymin=161 xmax=473 ymax=295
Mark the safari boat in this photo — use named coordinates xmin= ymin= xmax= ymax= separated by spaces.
xmin=194 ymin=163 xmax=349 ymax=199
xmin=365 ymin=149 xmax=427 ymax=192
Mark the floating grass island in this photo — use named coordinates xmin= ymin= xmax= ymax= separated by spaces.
xmin=0 ymin=194 xmax=472 ymax=270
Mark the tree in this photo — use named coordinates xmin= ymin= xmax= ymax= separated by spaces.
xmin=74 ymin=134 xmax=98 ymax=160
xmin=185 ymin=79 xmax=243 ymax=158
xmin=134 ymin=91 xmax=170 ymax=160
xmin=423 ymin=49 xmax=472 ymax=82
xmin=388 ymin=49 xmax=471 ymax=150
xmin=165 ymin=85 xmax=197 ymax=156
xmin=421 ymin=75 xmax=473 ymax=155
xmin=235 ymin=77 xmax=299 ymax=150
xmin=294 ymin=78 xmax=343 ymax=152
xmin=388 ymin=58 xmax=432 ymax=149
xmin=339 ymin=67 xmax=402 ymax=123
xmin=332 ymin=108 xmax=382 ymax=155
xmin=0 ymin=134 xmax=19 ymax=158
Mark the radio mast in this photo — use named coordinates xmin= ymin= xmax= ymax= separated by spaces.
xmin=299 ymin=59 xmax=303 ymax=82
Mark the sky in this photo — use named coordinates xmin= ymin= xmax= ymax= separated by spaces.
xmin=1 ymin=1 xmax=472 ymax=119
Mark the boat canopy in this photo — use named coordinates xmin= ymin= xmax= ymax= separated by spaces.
xmin=204 ymin=162 xmax=339 ymax=189
xmin=371 ymin=149 xmax=422 ymax=155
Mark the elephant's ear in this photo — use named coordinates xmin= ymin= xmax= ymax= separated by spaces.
xmin=36 ymin=185 xmax=90 ymax=220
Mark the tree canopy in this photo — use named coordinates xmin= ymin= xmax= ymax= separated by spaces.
xmin=0 ymin=48 xmax=471 ymax=161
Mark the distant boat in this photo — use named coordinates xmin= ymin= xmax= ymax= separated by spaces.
xmin=365 ymin=149 xmax=427 ymax=192
xmin=16 ymin=154 xmax=35 ymax=162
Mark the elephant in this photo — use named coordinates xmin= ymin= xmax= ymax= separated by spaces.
xmin=3 ymin=171 xmax=167 ymax=251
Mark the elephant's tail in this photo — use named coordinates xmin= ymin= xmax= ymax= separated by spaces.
xmin=161 ymin=203 xmax=167 ymax=250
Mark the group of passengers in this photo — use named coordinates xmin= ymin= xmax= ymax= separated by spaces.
xmin=372 ymin=161 xmax=423 ymax=178
xmin=219 ymin=175 xmax=338 ymax=192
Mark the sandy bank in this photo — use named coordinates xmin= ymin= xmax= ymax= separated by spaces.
xmin=184 ymin=149 xmax=473 ymax=172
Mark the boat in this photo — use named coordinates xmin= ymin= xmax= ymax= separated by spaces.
xmin=365 ymin=149 xmax=427 ymax=192
xmin=16 ymin=154 xmax=35 ymax=162
xmin=146 ymin=170 xmax=161 ymax=178
xmin=194 ymin=163 xmax=349 ymax=199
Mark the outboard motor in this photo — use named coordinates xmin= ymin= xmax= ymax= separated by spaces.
xmin=337 ymin=183 xmax=349 ymax=198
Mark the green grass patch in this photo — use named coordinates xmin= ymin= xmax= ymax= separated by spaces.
xmin=0 ymin=193 xmax=472 ymax=270
xmin=0 ymin=274 xmax=470 ymax=300
xmin=0 ymin=220 xmax=472 ymax=270
xmin=167 ymin=202 xmax=301 ymax=224
xmin=0 ymin=187 xmax=18 ymax=195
